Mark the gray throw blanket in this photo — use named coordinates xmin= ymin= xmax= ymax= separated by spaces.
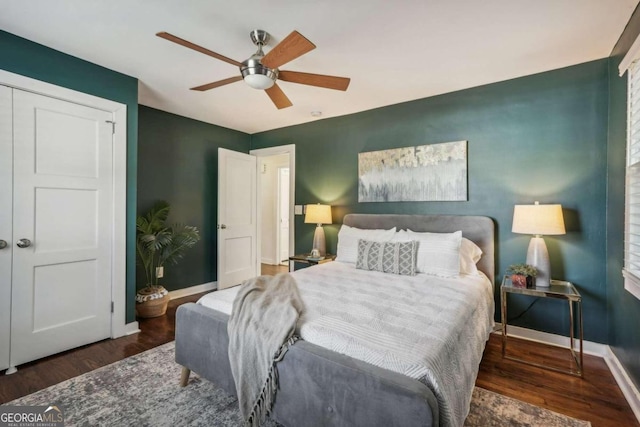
xmin=227 ymin=273 xmax=304 ymax=427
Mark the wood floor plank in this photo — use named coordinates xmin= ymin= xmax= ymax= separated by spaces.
xmin=0 ymin=286 xmax=637 ymax=427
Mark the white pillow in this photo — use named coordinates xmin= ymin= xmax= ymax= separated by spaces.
xmin=396 ymin=230 xmax=483 ymax=276
xmin=404 ymin=229 xmax=462 ymax=277
xmin=460 ymin=238 xmax=483 ymax=275
xmin=336 ymin=225 xmax=397 ymax=264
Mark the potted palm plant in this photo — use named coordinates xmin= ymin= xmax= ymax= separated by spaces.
xmin=506 ymin=263 xmax=537 ymax=289
xmin=136 ymin=201 xmax=200 ymax=318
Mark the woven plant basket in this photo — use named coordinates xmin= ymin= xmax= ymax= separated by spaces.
xmin=136 ymin=286 xmax=170 ymax=318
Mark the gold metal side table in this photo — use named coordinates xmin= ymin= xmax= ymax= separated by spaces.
xmin=501 ymin=275 xmax=583 ymax=377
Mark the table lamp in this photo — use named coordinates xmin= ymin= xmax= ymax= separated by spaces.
xmin=512 ymin=201 xmax=565 ymax=287
xmin=304 ymin=204 xmax=332 ymax=256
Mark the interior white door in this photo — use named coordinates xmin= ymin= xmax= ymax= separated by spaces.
xmin=218 ymin=148 xmax=257 ymax=289
xmin=0 ymin=85 xmax=12 ymax=371
xmin=10 ymin=89 xmax=113 ymax=367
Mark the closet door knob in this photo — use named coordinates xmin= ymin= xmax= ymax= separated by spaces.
xmin=0 ymin=240 xmax=7 ymax=249
xmin=16 ymin=238 xmax=31 ymax=248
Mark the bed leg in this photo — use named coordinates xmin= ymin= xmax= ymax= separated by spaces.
xmin=180 ymin=367 xmax=191 ymax=387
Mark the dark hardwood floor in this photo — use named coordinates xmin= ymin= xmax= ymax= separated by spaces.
xmin=477 ymin=334 xmax=638 ymax=427
xmin=1 ymin=273 xmax=637 ymax=426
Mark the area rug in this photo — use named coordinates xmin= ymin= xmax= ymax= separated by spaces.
xmin=5 ymin=342 xmax=591 ymax=427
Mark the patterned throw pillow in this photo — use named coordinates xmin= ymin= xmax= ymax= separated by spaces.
xmin=356 ymin=239 xmax=418 ymax=276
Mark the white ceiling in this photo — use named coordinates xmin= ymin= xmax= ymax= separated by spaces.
xmin=1 ymin=0 xmax=637 ymax=134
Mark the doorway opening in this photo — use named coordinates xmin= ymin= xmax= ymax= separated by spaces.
xmin=258 ymin=153 xmax=289 ymax=274
xmin=250 ymin=145 xmax=295 ymax=277
xmin=277 ymin=166 xmax=290 ymax=265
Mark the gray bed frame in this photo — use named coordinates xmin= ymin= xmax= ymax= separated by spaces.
xmin=175 ymin=214 xmax=495 ymax=427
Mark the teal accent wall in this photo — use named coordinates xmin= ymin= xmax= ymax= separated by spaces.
xmin=137 ymin=106 xmax=251 ymax=291
xmin=252 ymin=60 xmax=610 ymax=343
xmin=0 ymin=30 xmax=140 ymax=323
xmin=607 ymin=6 xmax=640 ymax=390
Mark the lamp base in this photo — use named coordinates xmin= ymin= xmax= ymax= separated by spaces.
xmin=526 ymin=236 xmax=550 ymax=287
xmin=312 ymin=225 xmax=326 ymax=256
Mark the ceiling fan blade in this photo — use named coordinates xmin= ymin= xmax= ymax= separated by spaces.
xmin=190 ymin=76 xmax=243 ymax=91
xmin=278 ymin=70 xmax=350 ymax=91
xmin=265 ymin=83 xmax=293 ymax=109
xmin=261 ymin=31 xmax=316 ymax=69
xmin=156 ymin=32 xmax=243 ymax=67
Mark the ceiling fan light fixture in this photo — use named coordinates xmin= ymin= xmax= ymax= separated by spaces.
xmin=243 ymin=73 xmax=276 ymax=90
xmin=241 ymin=54 xmax=278 ymax=90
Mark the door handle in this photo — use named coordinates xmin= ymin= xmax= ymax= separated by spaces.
xmin=16 ymin=238 xmax=31 ymax=248
xmin=0 ymin=240 xmax=7 ymax=249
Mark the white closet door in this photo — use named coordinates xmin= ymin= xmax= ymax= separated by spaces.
xmin=10 ymin=89 xmax=113 ymax=367
xmin=0 ymin=85 xmax=12 ymax=371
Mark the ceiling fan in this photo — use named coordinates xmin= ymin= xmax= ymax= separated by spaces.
xmin=156 ymin=29 xmax=351 ymax=109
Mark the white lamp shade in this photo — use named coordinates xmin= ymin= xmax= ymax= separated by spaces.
xmin=244 ymin=74 xmax=275 ymax=90
xmin=512 ymin=203 xmax=566 ymax=236
xmin=305 ymin=204 xmax=332 ymax=225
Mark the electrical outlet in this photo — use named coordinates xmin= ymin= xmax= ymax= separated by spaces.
xmin=294 ymin=205 xmax=303 ymax=215
xmin=156 ymin=266 xmax=164 ymax=278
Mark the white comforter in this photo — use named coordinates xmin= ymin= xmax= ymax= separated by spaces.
xmin=199 ymin=261 xmax=494 ymax=427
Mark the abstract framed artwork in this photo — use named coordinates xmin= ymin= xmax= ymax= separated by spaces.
xmin=358 ymin=140 xmax=468 ymax=202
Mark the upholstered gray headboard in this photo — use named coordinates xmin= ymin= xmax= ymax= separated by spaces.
xmin=343 ymin=214 xmax=495 ymax=285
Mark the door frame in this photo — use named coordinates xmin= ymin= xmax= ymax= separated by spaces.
xmin=0 ymin=70 xmax=130 ymax=338
xmin=250 ymin=145 xmax=295 ymax=274
xmin=276 ymin=165 xmax=290 ymax=265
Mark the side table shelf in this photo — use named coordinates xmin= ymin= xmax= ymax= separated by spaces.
xmin=500 ymin=275 xmax=584 ymax=377
xmin=288 ymin=254 xmax=336 ymax=272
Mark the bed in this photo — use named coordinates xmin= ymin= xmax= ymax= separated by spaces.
xmin=175 ymin=214 xmax=495 ymax=427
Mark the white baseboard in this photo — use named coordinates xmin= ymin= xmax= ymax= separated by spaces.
xmin=261 ymin=257 xmax=276 ymax=265
xmin=124 ymin=321 xmax=140 ymax=336
xmin=494 ymin=324 xmax=607 ymax=357
xmin=168 ymin=281 xmax=217 ymax=300
xmin=605 ymin=347 xmax=640 ymax=423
